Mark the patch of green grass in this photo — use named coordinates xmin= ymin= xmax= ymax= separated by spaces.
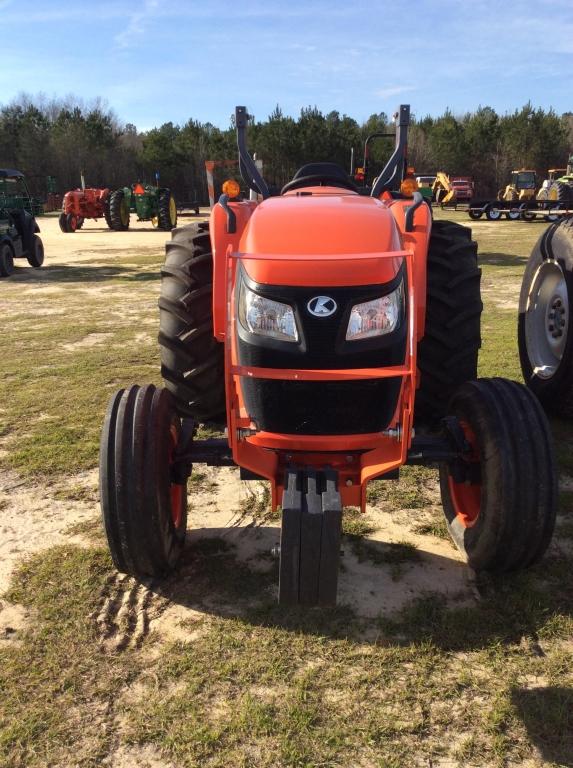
xmin=189 ymin=470 xmax=218 ymax=492
xmin=238 ymin=481 xmax=278 ymax=523
xmin=413 ymin=515 xmax=450 ymax=541
xmin=0 ymin=546 xmax=137 ymax=768
xmin=341 ymin=507 xmax=376 ymax=538
xmin=367 ymin=465 xmax=435 ymax=510
xmin=65 ymin=516 xmax=105 ymax=543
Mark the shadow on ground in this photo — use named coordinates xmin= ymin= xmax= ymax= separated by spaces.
xmin=511 ymin=686 xmax=573 ymax=767
xmin=148 ymin=524 xmax=573 ymax=652
xmin=7 ymin=265 xmax=160 ymax=283
xmin=478 ymin=251 xmax=529 ymax=267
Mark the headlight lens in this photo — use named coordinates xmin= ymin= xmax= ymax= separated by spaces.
xmin=239 ymin=284 xmax=298 ymax=342
xmin=346 ymin=283 xmax=403 ymax=341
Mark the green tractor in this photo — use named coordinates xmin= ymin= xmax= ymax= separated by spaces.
xmin=107 ymin=183 xmax=177 ymax=231
xmin=0 ymin=169 xmax=43 ymax=216
xmin=547 ymin=155 xmax=573 ymax=203
xmin=0 ymin=172 xmax=44 ymax=277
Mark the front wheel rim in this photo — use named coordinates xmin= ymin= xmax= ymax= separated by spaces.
xmin=447 ymin=422 xmax=482 ymax=528
xmin=525 ymin=260 xmax=569 ymax=379
xmin=168 ymin=424 xmax=184 ymax=529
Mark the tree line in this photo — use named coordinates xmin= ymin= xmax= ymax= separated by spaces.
xmin=1 ymin=94 xmax=572 ymax=203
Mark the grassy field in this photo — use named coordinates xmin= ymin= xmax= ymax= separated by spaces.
xmin=0 ymin=211 xmax=572 ymax=768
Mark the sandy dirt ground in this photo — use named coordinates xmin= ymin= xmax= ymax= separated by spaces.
xmin=0 ymin=212 xmax=473 ymax=641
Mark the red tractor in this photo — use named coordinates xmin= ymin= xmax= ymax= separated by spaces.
xmin=59 ymin=186 xmax=112 ymax=232
xmin=100 ymin=105 xmax=556 ymax=606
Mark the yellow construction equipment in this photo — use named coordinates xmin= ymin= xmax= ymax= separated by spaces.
xmin=432 ymin=171 xmax=457 ymax=204
xmin=498 ymin=170 xmax=537 ymax=202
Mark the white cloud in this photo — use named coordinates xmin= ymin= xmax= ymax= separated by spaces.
xmin=375 ymin=86 xmax=416 ymax=99
xmin=114 ymin=0 xmax=160 ymax=50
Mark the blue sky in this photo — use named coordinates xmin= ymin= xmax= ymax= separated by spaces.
xmin=1 ymin=0 xmax=571 ymax=130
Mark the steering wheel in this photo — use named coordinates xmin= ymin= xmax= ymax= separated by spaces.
xmin=281 ymin=174 xmax=358 ymax=195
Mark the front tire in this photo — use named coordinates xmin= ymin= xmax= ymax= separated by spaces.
xmin=66 ymin=213 xmax=78 ymax=232
xmin=99 ymin=385 xmax=188 ymax=578
xmin=159 ymin=222 xmax=226 ymax=422
xmin=0 ymin=242 xmax=15 ymax=277
xmin=58 ymin=212 xmax=69 ymax=233
xmin=27 ymin=234 xmax=44 ymax=268
xmin=439 ymin=378 xmax=556 ymax=571
xmin=415 ymin=220 xmax=482 ymax=427
xmin=518 ymin=217 xmax=573 ymax=416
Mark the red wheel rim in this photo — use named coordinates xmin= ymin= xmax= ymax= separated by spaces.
xmin=448 ymin=422 xmax=481 ymax=528
xmin=168 ymin=424 xmax=184 ymax=529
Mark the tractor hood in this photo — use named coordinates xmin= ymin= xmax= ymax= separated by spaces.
xmin=239 ymin=190 xmax=404 ymax=287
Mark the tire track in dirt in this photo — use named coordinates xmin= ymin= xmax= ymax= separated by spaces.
xmin=92 ymin=572 xmax=171 ymax=651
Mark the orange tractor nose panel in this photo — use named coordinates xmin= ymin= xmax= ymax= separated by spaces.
xmin=239 ymin=192 xmax=404 ymax=286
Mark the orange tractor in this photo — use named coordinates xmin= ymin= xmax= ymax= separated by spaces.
xmin=59 ymin=176 xmax=132 ymax=233
xmin=59 ymin=184 xmax=112 ymax=232
xmin=100 ymin=105 xmax=556 ymax=606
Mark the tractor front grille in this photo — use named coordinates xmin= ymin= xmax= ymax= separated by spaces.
xmin=237 ymin=270 xmax=406 ymax=435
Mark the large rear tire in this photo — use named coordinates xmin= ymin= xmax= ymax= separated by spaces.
xmin=109 ymin=189 xmax=130 ymax=231
xmin=415 ymin=220 xmax=482 ymax=428
xmin=518 ymin=217 xmax=573 ymax=416
xmin=548 ymin=181 xmax=572 ymax=203
xmin=99 ymin=384 xmax=188 ymax=578
xmin=158 ymin=189 xmax=177 ymax=231
xmin=439 ymin=378 xmax=556 ymax=572
xmin=158 ymin=222 xmax=226 ymax=422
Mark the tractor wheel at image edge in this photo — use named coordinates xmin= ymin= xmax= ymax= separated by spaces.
xmin=0 ymin=242 xmax=14 ymax=277
xmin=27 ymin=234 xmax=44 ymax=268
xmin=439 ymin=378 xmax=556 ymax=572
xmin=158 ymin=221 xmax=226 ymax=422
xmin=415 ymin=220 xmax=482 ymax=428
xmin=518 ymin=217 xmax=573 ymax=416
xmin=158 ymin=189 xmax=177 ymax=231
xmin=548 ymin=181 xmax=572 ymax=203
xmin=109 ymin=189 xmax=130 ymax=231
xmin=99 ymin=384 xmax=188 ymax=578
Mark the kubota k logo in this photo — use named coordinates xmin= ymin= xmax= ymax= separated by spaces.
xmin=307 ymin=296 xmax=337 ymax=317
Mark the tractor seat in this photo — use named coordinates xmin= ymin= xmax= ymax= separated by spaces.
xmin=281 ymin=162 xmax=358 ymax=194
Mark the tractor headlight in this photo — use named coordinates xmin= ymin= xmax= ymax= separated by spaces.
xmin=239 ymin=284 xmax=299 ymax=342
xmin=346 ymin=283 xmax=404 ymax=341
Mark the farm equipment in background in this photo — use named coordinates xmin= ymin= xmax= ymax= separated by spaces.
xmin=415 ymin=175 xmax=436 ymax=202
xmin=537 ymin=168 xmax=567 ymax=201
xmin=59 ymin=178 xmax=112 ymax=232
xmin=100 ymin=104 xmax=557 ymax=607
xmin=547 ymin=156 xmax=573 ymax=203
xmin=109 ymin=183 xmax=178 ymax=230
xmin=498 ymin=169 xmax=537 ymax=202
xmin=450 ymin=176 xmax=474 ymax=201
xmin=518 ymin=215 xmax=573 ymax=418
xmin=432 ymin=172 xmax=457 ymax=204
xmin=0 ymin=193 xmax=44 ymax=277
xmin=0 ymin=169 xmax=43 ymax=217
